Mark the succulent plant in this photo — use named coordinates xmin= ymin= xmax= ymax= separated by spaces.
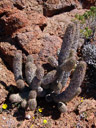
xmin=52 ymin=61 xmax=86 ymax=103
xmin=13 ymin=50 xmax=23 ymax=81
xmin=9 ymin=22 xmax=86 ymax=113
xmin=9 ymin=51 xmax=45 ymax=110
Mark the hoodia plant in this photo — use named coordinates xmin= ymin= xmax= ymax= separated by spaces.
xmin=9 ymin=22 xmax=86 ymax=113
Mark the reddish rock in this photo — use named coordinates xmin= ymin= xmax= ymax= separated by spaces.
xmin=16 ymin=32 xmax=62 ymax=65
xmin=0 ymin=0 xmax=13 ymax=14
xmin=12 ymin=0 xmax=43 ymax=13
xmin=44 ymin=13 xmax=72 ymax=38
xmin=16 ymin=32 xmax=42 ymax=54
xmin=38 ymin=33 xmax=62 ymax=64
xmin=0 ymin=41 xmax=17 ymax=68
xmin=0 ymin=0 xmax=60 ymax=68
xmin=0 ymin=0 xmax=43 ymax=13
xmin=82 ymin=0 xmax=96 ymax=9
xmin=26 ymin=11 xmax=47 ymax=27
xmin=44 ymin=9 xmax=86 ymax=38
xmin=0 ymin=8 xmax=29 ymax=35
xmin=77 ymin=99 xmax=96 ymax=113
xmin=0 ymin=1 xmax=46 ymax=36
xmin=0 ymin=24 xmax=61 ymax=68
xmin=0 ymin=58 xmax=15 ymax=104
xmin=42 ymin=0 xmax=80 ymax=16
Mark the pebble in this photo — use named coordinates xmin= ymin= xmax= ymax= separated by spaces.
xmin=2 ymin=116 xmax=6 ymax=120
xmin=25 ymin=114 xmax=31 ymax=120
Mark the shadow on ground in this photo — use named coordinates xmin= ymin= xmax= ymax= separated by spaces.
xmin=80 ymin=65 xmax=96 ymax=100
xmin=0 ymin=80 xmax=61 ymax=121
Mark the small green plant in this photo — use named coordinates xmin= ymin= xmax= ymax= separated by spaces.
xmin=80 ymin=27 xmax=92 ymax=38
xmin=80 ymin=111 xmax=88 ymax=120
xmin=75 ymin=6 xmax=96 ymax=21
xmin=75 ymin=6 xmax=96 ymax=39
xmin=12 ymin=102 xmax=21 ymax=109
xmin=75 ymin=14 xmax=85 ymax=23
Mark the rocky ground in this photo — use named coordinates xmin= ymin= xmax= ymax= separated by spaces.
xmin=0 ymin=0 xmax=96 ymax=128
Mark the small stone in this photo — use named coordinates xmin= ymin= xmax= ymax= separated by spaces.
xmin=58 ymin=102 xmax=67 ymax=113
xmin=2 ymin=116 xmax=6 ymax=120
xmin=25 ymin=114 xmax=31 ymax=120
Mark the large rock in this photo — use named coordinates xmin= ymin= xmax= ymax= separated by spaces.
xmin=11 ymin=0 xmax=43 ymax=13
xmin=0 ymin=0 xmax=43 ymax=13
xmin=0 ymin=7 xmax=29 ymax=36
xmin=0 ymin=41 xmax=17 ymax=68
xmin=25 ymin=10 xmax=47 ymax=27
xmin=16 ymin=32 xmax=62 ymax=65
xmin=42 ymin=0 xmax=80 ymax=16
xmin=0 ymin=58 xmax=15 ymax=104
xmin=43 ymin=9 xmax=86 ymax=38
xmin=0 ymin=0 xmax=86 ymax=70
xmin=0 ymin=0 xmax=61 ymax=69
xmin=0 ymin=26 xmax=61 ymax=69
xmin=0 ymin=1 xmax=46 ymax=36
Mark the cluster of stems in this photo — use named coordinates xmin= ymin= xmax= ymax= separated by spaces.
xmin=9 ymin=23 xmax=86 ymax=113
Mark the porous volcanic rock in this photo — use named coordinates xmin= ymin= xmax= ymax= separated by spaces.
xmin=0 ymin=41 xmax=17 ymax=68
xmin=0 ymin=2 xmax=29 ymax=36
xmin=77 ymin=99 xmax=96 ymax=113
xmin=0 ymin=1 xmax=46 ymax=36
xmin=0 ymin=58 xmax=15 ymax=104
xmin=16 ymin=32 xmax=62 ymax=65
xmin=42 ymin=0 xmax=80 ymax=16
xmin=11 ymin=0 xmax=43 ymax=13
xmin=0 ymin=0 xmax=88 ymax=70
xmin=43 ymin=9 xmax=86 ymax=38
xmin=0 ymin=26 xmax=61 ymax=69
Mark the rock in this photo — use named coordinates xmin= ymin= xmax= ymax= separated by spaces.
xmin=0 ymin=28 xmax=61 ymax=69
xmin=16 ymin=32 xmax=62 ymax=65
xmin=25 ymin=114 xmax=31 ymax=120
xmin=44 ymin=9 xmax=86 ymax=38
xmin=0 ymin=58 xmax=15 ymax=104
xmin=87 ymin=113 xmax=94 ymax=121
xmin=0 ymin=0 xmax=86 ymax=69
xmin=15 ymin=29 xmax=42 ymax=54
xmin=82 ymin=0 xmax=96 ymax=9
xmin=0 ymin=41 xmax=17 ymax=68
xmin=77 ymin=99 xmax=96 ymax=113
xmin=0 ymin=84 xmax=8 ymax=105
xmin=42 ymin=0 xmax=79 ymax=16
xmin=0 ymin=6 xmax=29 ymax=36
xmin=26 ymin=10 xmax=47 ymax=27
xmin=0 ymin=1 xmax=46 ymax=36
xmin=2 ymin=116 xmax=6 ymax=120
xmin=58 ymin=102 xmax=67 ymax=113
xmin=12 ymin=0 xmax=43 ymax=13
xmin=38 ymin=34 xmax=62 ymax=64
xmin=0 ymin=0 xmax=51 ymax=68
